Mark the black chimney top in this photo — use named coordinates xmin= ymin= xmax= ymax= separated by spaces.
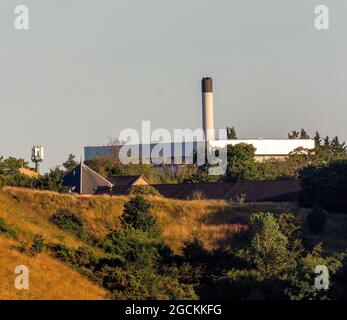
xmin=202 ymin=77 xmax=213 ymax=93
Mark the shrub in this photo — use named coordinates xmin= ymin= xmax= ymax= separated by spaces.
xmin=99 ymin=227 xmax=169 ymax=268
xmin=51 ymin=209 xmax=84 ymax=238
xmin=120 ymin=196 xmax=159 ymax=234
xmin=129 ymin=185 xmax=161 ymax=197
xmin=29 ymin=234 xmax=44 ymax=256
xmin=49 ymin=244 xmax=105 ymax=281
xmin=299 ymin=161 xmax=347 ymax=213
xmin=104 ymin=267 xmax=198 ymax=300
xmin=0 ymin=218 xmax=17 ymax=239
xmin=307 ymin=207 xmax=327 ymax=234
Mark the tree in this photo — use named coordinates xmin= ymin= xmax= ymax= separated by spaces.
xmin=288 ymin=131 xmax=300 ymax=139
xmin=226 ymin=143 xmax=258 ymax=181
xmin=300 ymin=129 xmax=310 ymax=139
xmin=226 ymin=127 xmax=237 ymax=140
xmin=63 ymin=154 xmax=78 ymax=171
xmin=240 ymin=212 xmax=294 ymax=280
xmin=314 ymin=131 xmax=322 ymax=149
xmin=299 ymin=160 xmax=347 ymax=212
xmin=0 ymin=157 xmax=29 ymax=173
xmin=330 ymin=137 xmax=346 ymax=154
xmin=120 ymin=196 xmax=159 ymax=234
xmin=34 ymin=167 xmax=66 ymax=192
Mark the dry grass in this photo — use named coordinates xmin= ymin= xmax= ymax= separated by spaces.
xmin=1 ymin=187 xmax=292 ymax=253
xmin=1 ymin=186 xmax=345 ymax=300
xmin=0 ymin=237 xmax=106 ymax=300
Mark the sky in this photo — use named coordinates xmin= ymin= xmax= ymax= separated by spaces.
xmin=0 ymin=0 xmax=346 ymax=172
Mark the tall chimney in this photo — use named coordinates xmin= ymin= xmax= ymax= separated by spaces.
xmin=202 ymin=77 xmax=215 ymax=140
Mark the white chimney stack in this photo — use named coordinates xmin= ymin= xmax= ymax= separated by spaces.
xmin=202 ymin=77 xmax=215 ymax=140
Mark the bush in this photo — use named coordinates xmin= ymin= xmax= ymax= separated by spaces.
xmin=0 ymin=218 xmax=17 ymax=239
xmin=299 ymin=161 xmax=347 ymax=213
xmin=99 ymin=227 xmax=169 ymax=268
xmin=49 ymin=244 xmax=105 ymax=281
xmin=28 ymin=234 xmax=44 ymax=256
xmin=51 ymin=209 xmax=84 ymax=238
xmin=104 ymin=267 xmax=198 ymax=300
xmin=129 ymin=185 xmax=161 ymax=197
xmin=307 ymin=207 xmax=327 ymax=234
xmin=120 ymin=196 xmax=159 ymax=234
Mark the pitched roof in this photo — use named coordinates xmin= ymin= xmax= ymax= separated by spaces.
xmin=107 ymin=175 xmax=150 ymax=186
xmin=62 ymin=163 xmax=113 ymax=194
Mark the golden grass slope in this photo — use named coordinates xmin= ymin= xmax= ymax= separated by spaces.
xmin=1 ymin=187 xmax=291 ymax=252
xmin=1 ymin=186 xmax=346 ymax=300
xmin=0 ymin=237 xmax=106 ymax=300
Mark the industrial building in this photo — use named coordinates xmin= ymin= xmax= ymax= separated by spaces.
xmin=84 ymin=78 xmax=315 ymax=164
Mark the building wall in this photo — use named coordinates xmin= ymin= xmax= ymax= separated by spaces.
xmin=85 ymin=139 xmax=315 ymax=163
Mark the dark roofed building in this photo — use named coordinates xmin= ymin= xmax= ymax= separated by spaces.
xmin=108 ymin=175 xmax=151 ymax=187
xmin=96 ymin=179 xmax=301 ymax=202
xmin=153 ymin=180 xmax=301 ymax=202
xmin=64 ymin=163 xmax=301 ymax=203
xmin=62 ymin=162 xmax=113 ymax=195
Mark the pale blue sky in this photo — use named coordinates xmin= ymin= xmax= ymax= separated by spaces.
xmin=1 ymin=0 xmax=346 ymax=171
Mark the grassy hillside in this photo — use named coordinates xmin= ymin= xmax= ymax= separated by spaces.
xmin=0 ymin=187 xmax=293 ymax=252
xmin=0 ymin=237 xmax=106 ymax=300
xmin=1 ymin=186 xmax=346 ymax=300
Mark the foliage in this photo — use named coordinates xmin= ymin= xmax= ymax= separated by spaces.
xmin=307 ymin=207 xmax=327 ymax=234
xmin=98 ymin=227 xmax=168 ymax=268
xmin=0 ymin=157 xmax=29 ymax=173
xmin=226 ymin=143 xmax=258 ymax=181
xmin=0 ymin=218 xmax=17 ymax=239
xmin=29 ymin=234 xmax=45 ymax=256
xmin=284 ymin=244 xmax=342 ymax=300
xmin=85 ymin=156 xmax=163 ymax=184
xmin=299 ymin=160 xmax=347 ymax=212
xmin=34 ymin=167 xmax=67 ymax=192
xmin=63 ymin=154 xmax=78 ymax=172
xmin=102 ymin=266 xmax=198 ymax=300
xmin=226 ymin=127 xmax=237 ymax=139
xmin=238 ymin=212 xmax=294 ymax=280
xmin=129 ymin=185 xmax=161 ymax=197
xmin=120 ymin=196 xmax=159 ymax=235
xmin=183 ymin=172 xmax=221 ymax=184
xmin=51 ymin=209 xmax=85 ymax=238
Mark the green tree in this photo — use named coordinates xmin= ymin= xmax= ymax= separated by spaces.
xmin=330 ymin=136 xmax=346 ymax=154
xmin=314 ymin=131 xmax=322 ymax=149
xmin=0 ymin=157 xmax=29 ymax=173
xmin=120 ymin=196 xmax=159 ymax=234
xmin=300 ymin=129 xmax=310 ymax=139
xmin=239 ymin=212 xmax=294 ymax=280
xmin=35 ymin=167 xmax=66 ymax=192
xmin=226 ymin=127 xmax=237 ymax=139
xmin=288 ymin=131 xmax=300 ymax=139
xmin=226 ymin=143 xmax=258 ymax=181
xmin=63 ymin=154 xmax=78 ymax=171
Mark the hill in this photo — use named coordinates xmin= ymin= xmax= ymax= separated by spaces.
xmin=0 ymin=187 xmax=292 ymax=252
xmin=1 ymin=187 xmax=347 ymax=299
